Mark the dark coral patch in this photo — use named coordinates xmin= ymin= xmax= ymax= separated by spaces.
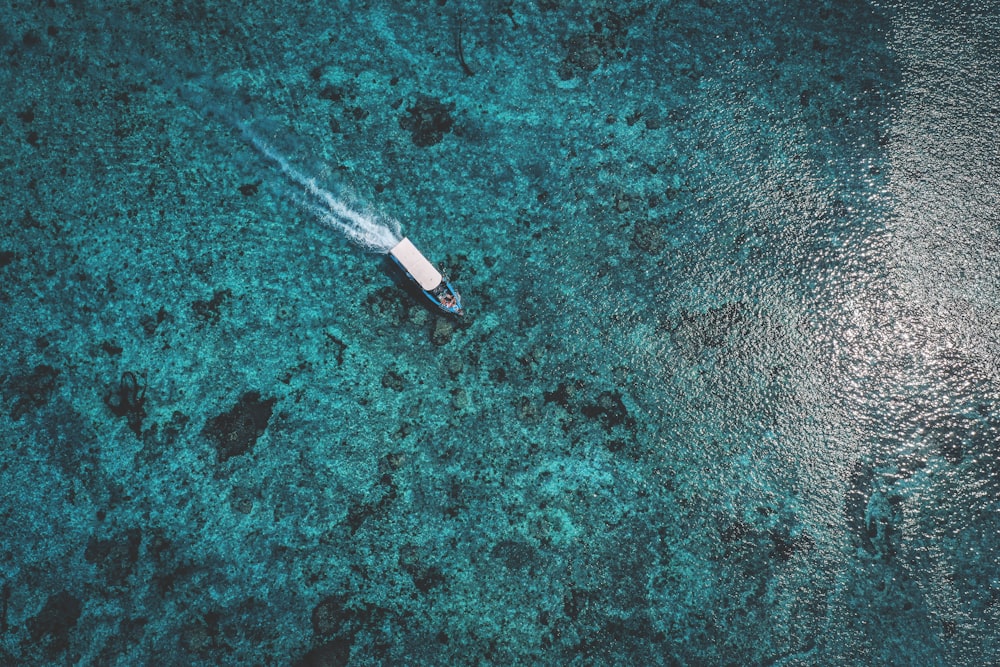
xmin=140 ymin=306 xmax=169 ymax=335
xmin=344 ymin=473 xmax=397 ymax=535
xmin=312 ymin=595 xmax=352 ymax=637
xmin=192 ymin=288 xmax=232 ymax=324
xmin=581 ymin=391 xmax=633 ymax=430
xmin=770 ymin=529 xmax=814 ymax=562
xmin=557 ymin=11 xmax=633 ymax=80
xmin=104 ymin=371 xmax=146 ymax=438
xmin=542 ymin=380 xmax=636 ymax=433
xmin=238 ymin=181 xmax=260 ymax=196
xmin=296 ymin=638 xmax=353 ymax=667
xmin=203 ymin=391 xmax=277 ymax=462
xmin=22 ymin=30 xmax=43 ymax=48
xmin=399 ymin=94 xmax=455 ymax=147
xmin=100 ymin=340 xmax=123 ymax=356
xmin=399 ymin=545 xmax=446 ymax=593
xmin=28 ymin=591 xmax=82 ymax=655
xmin=490 ymin=539 xmax=537 ymax=571
xmin=4 ymin=364 xmax=59 ymax=420
xmin=542 ymin=380 xmax=583 ymax=409
xmin=318 ymin=83 xmax=343 ymax=101
xmin=560 ymin=34 xmax=603 ymax=78
xmin=380 ymin=367 xmax=405 ymax=391
xmin=301 ymin=594 xmax=392 ymax=666
xmin=85 ymin=528 xmax=142 ymax=585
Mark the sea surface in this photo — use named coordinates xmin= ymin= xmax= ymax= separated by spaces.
xmin=1 ymin=1 xmax=999 ymax=665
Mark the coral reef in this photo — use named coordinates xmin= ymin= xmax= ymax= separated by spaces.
xmin=203 ymin=392 xmax=277 ymax=462
xmin=1 ymin=0 xmax=997 ymax=665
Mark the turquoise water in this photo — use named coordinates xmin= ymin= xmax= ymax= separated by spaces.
xmin=2 ymin=1 xmax=999 ymax=664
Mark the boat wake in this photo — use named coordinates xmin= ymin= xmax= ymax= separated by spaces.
xmin=106 ymin=13 xmax=404 ymax=255
xmin=171 ymin=76 xmax=402 ymax=254
xmin=234 ymin=123 xmax=403 ymax=254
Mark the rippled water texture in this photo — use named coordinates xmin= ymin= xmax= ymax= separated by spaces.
xmin=0 ymin=0 xmax=998 ymax=664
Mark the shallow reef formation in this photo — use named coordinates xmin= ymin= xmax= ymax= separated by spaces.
xmin=399 ymin=94 xmax=455 ymax=148
xmin=203 ymin=391 xmax=278 ymax=462
xmin=3 ymin=364 xmax=59 ymax=421
xmin=1 ymin=0 xmax=998 ymax=665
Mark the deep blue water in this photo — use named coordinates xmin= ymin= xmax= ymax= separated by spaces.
xmin=2 ymin=1 xmax=999 ymax=665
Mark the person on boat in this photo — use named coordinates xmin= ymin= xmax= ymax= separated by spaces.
xmin=441 ymin=293 xmax=457 ymax=309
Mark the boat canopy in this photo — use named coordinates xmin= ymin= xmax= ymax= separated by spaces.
xmin=389 ymin=238 xmax=443 ymax=291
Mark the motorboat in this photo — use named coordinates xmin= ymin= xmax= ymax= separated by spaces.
xmin=387 ymin=237 xmax=464 ymax=317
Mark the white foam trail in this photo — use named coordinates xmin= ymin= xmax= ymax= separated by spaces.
xmin=237 ymin=123 xmax=402 ymax=253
